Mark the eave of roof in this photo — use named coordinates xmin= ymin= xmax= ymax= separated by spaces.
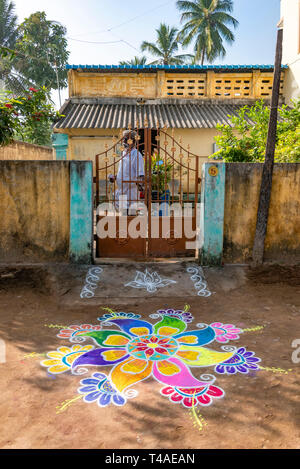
xmin=54 ymin=97 xmax=261 ymax=130
xmin=66 ymin=64 xmax=288 ymax=73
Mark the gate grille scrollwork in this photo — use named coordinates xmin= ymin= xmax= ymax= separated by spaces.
xmin=95 ymin=123 xmax=201 ymax=258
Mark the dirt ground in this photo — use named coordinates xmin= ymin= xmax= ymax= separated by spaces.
xmin=0 ymin=263 xmax=299 ymax=449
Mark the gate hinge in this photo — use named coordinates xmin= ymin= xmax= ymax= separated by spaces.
xmin=93 ymin=176 xmax=97 ymax=184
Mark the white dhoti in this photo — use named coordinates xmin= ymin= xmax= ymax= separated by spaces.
xmin=115 ymin=148 xmax=145 ymax=213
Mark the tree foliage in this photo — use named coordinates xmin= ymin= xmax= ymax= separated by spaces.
xmin=212 ymin=100 xmax=300 ymax=163
xmin=0 ymin=86 xmax=63 ymax=146
xmin=0 ymin=0 xmax=17 ymax=49
xmin=176 ymin=0 xmax=238 ymax=64
xmin=119 ymin=56 xmax=148 ymax=66
xmin=141 ymin=23 xmax=194 ymax=65
xmin=0 ymin=0 xmax=28 ymax=94
xmin=15 ymin=11 xmax=69 ymax=90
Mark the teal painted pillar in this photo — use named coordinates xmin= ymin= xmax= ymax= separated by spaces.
xmin=199 ymin=162 xmax=226 ymax=266
xmin=70 ymin=161 xmax=93 ymax=264
xmin=52 ymin=133 xmax=69 ymax=160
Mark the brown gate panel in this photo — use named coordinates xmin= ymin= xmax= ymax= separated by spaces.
xmin=149 ymin=216 xmax=196 ymax=258
xmin=95 ymin=126 xmax=200 ymax=259
xmin=96 ymin=216 xmax=145 ymax=258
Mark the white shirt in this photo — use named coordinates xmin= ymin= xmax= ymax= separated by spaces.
xmin=115 ymin=148 xmax=145 ymax=209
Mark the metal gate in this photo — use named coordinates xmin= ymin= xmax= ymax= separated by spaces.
xmin=95 ymin=125 xmax=200 ymax=259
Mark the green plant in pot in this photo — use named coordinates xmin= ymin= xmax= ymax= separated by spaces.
xmin=151 ymin=153 xmax=172 ymax=200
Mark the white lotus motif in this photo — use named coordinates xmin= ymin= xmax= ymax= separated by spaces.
xmin=125 ymin=269 xmax=176 ymax=293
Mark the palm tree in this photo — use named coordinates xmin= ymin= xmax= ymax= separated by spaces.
xmin=0 ymin=0 xmax=27 ymax=94
xmin=119 ymin=56 xmax=148 ymax=66
xmin=141 ymin=23 xmax=194 ymax=65
xmin=176 ymin=0 xmax=239 ymax=65
xmin=0 ymin=0 xmax=17 ymax=47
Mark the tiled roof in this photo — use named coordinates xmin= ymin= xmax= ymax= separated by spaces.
xmin=54 ymin=98 xmax=258 ymax=129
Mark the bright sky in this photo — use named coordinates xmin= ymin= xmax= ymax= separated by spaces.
xmin=12 ymin=0 xmax=281 ymax=107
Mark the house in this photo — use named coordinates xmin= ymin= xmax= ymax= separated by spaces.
xmin=281 ymin=0 xmax=300 ymax=103
xmin=53 ymin=64 xmax=287 ymax=175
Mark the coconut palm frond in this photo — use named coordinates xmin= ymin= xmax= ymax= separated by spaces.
xmin=214 ymin=0 xmax=235 ymax=13
xmin=119 ymin=56 xmax=148 ymax=66
xmin=214 ymin=21 xmax=235 ymax=43
xmin=0 ymin=0 xmax=18 ymax=48
xmin=177 ymin=0 xmax=239 ymax=65
xmin=211 ymin=11 xmax=239 ymax=29
xmin=1 ymin=69 xmax=29 ymax=95
xmin=141 ymin=23 xmax=192 ymax=65
xmin=0 ymin=0 xmax=30 ymax=94
xmin=141 ymin=41 xmax=164 ymax=58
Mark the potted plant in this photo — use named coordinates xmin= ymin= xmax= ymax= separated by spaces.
xmin=151 ymin=153 xmax=172 ymax=201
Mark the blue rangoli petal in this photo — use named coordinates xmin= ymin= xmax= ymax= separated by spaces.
xmin=174 ymin=326 xmax=216 ymax=346
xmin=84 ymin=391 xmax=102 ymax=402
xmin=236 ymin=365 xmax=248 ymax=373
xmin=79 ymin=385 xmax=97 ymax=393
xmin=81 ymin=378 xmax=101 ymax=386
xmin=98 ymin=393 xmax=112 ymax=407
xmin=113 ymin=394 xmax=126 ymax=406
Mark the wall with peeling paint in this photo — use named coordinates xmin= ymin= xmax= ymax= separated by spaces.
xmin=0 ymin=140 xmax=54 ymax=161
xmin=200 ymin=163 xmax=226 ymax=266
xmin=69 ymin=161 xmax=93 ymax=264
xmin=68 ymin=69 xmax=283 ymax=100
xmin=223 ymin=163 xmax=300 ymax=263
xmin=0 ymin=161 xmax=70 ymax=263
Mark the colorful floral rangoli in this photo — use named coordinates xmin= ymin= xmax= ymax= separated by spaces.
xmin=41 ymin=308 xmax=261 ymax=409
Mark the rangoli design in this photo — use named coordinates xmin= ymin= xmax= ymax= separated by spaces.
xmin=41 ymin=308 xmax=261 ymax=409
xmin=187 ymin=265 xmax=212 ymax=297
xmin=125 ymin=269 xmax=176 ymax=293
xmin=80 ymin=267 xmax=103 ymax=299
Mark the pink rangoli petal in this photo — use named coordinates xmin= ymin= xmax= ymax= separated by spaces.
xmin=153 ymin=357 xmax=209 ymax=388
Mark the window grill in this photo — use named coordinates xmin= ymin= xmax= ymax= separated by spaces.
xmin=162 ymin=72 xmax=284 ymax=99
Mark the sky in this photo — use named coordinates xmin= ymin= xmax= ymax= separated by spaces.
xmin=12 ymin=0 xmax=281 ymax=107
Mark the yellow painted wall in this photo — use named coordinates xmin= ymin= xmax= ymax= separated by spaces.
xmin=66 ymin=128 xmax=216 ymax=162
xmin=69 ymin=71 xmax=157 ymax=98
xmin=0 ymin=161 xmax=70 ymax=262
xmin=223 ymin=163 xmax=300 ymax=263
xmin=66 ymin=129 xmax=119 ymax=178
xmin=172 ymin=128 xmax=219 ymax=157
xmin=68 ymin=133 xmax=117 ymax=162
xmin=0 ymin=140 xmax=54 ymax=160
xmin=162 ymin=129 xmax=217 ymax=191
xmin=69 ymin=69 xmax=281 ymax=100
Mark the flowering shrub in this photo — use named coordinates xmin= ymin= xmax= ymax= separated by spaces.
xmin=0 ymin=86 xmax=63 ymax=146
xmin=0 ymin=102 xmax=16 ymax=146
xmin=212 ymin=99 xmax=300 ymax=163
